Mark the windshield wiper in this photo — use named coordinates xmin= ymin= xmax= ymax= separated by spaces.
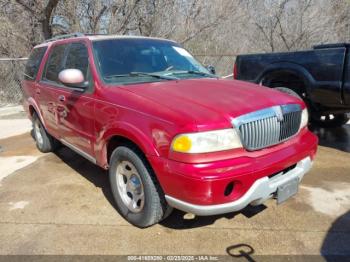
xmin=131 ymin=72 xmax=178 ymax=80
xmin=104 ymin=72 xmax=178 ymax=80
xmin=167 ymin=70 xmax=216 ymax=78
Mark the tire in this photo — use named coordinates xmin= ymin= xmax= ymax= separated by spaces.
xmin=32 ymin=113 xmax=59 ymax=153
xmin=274 ymin=87 xmax=303 ymax=100
xmin=109 ymin=146 xmax=172 ymax=228
xmin=311 ymin=113 xmax=349 ymax=128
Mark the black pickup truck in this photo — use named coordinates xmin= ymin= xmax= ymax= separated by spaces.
xmin=234 ymin=43 xmax=350 ymax=127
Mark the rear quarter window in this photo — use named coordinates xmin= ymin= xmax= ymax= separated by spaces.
xmin=24 ymin=47 xmax=47 ymax=81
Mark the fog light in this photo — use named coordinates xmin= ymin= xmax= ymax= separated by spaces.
xmin=224 ymin=182 xmax=234 ymax=196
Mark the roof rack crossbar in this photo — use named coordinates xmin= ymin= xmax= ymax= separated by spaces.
xmin=44 ymin=32 xmax=85 ymax=43
xmin=83 ymin=33 xmax=108 ymax=36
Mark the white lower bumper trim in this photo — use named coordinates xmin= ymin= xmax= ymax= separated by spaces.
xmin=165 ymin=156 xmax=312 ymax=216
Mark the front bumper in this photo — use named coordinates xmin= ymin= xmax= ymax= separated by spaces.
xmin=148 ymin=129 xmax=317 ymax=211
xmin=165 ymin=156 xmax=312 ymax=216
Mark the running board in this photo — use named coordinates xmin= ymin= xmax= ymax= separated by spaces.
xmin=60 ymin=139 xmax=96 ymax=164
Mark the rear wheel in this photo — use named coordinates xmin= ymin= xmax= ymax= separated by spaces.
xmin=32 ymin=113 xmax=59 ymax=153
xmin=109 ymin=146 xmax=172 ymax=228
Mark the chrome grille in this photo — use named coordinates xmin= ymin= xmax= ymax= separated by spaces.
xmin=233 ymin=104 xmax=302 ymax=151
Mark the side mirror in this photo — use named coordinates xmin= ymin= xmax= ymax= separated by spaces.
xmin=207 ymin=65 xmax=216 ymax=75
xmin=58 ymin=69 xmax=88 ymax=90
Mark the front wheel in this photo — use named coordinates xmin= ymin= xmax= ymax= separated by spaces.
xmin=109 ymin=146 xmax=172 ymax=228
xmin=311 ymin=113 xmax=349 ymax=128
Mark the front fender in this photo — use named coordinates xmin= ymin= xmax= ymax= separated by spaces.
xmin=95 ymin=121 xmax=160 ymax=168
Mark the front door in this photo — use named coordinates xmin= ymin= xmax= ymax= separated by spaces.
xmin=56 ymin=42 xmax=95 ymax=158
xmin=41 ymin=41 xmax=95 ymax=158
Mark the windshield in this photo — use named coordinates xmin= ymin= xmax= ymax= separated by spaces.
xmin=92 ymin=38 xmax=214 ymax=85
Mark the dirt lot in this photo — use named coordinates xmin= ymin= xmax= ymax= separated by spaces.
xmin=0 ymin=108 xmax=349 ymax=258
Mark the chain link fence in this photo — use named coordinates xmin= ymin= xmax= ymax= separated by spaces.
xmin=0 ymin=58 xmax=27 ymax=106
xmin=0 ymin=55 xmax=236 ymax=106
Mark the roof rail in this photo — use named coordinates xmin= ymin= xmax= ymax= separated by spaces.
xmin=44 ymin=32 xmax=86 ymax=43
xmin=44 ymin=32 xmax=110 ymax=43
xmin=82 ymin=33 xmax=108 ymax=36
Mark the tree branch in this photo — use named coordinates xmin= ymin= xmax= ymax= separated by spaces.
xmin=15 ymin=0 xmax=35 ymax=14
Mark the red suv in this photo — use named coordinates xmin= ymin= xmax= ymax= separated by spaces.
xmin=22 ymin=33 xmax=318 ymax=227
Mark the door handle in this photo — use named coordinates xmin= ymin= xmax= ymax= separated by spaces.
xmin=58 ymin=95 xmax=66 ymax=102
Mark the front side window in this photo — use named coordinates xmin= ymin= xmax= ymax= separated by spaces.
xmin=24 ymin=47 xmax=47 ymax=80
xmin=43 ymin=44 xmax=67 ymax=83
xmin=93 ymin=38 xmax=213 ymax=85
xmin=65 ymin=42 xmax=89 ymax=78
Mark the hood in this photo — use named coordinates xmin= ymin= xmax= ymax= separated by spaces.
xmin=119 ymin=78 xmax=303 ymax=131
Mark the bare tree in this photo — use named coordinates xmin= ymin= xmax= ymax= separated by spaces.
xmin=15 ymin=0 xmax=60 ymax=40
xmin=328 ymin=0 xmax=350 ymax=42
xmin=237 ymin=0 xmax=342 ymax=52
xmin=1 ymin=0 xmax=350 ymax=58
xmin=2 ymin=0 xmax=350 ymax=101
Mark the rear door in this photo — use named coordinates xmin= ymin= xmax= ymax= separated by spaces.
xmin=22 ymin=46 xmax=47 ymax=118
xmin=38 ymin=43 xmax=68 ymax=138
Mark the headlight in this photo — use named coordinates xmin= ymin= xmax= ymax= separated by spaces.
xmin=171 ymin=129 xmax=242 ymax=153
xmin=300 ymin=108 xmax=309 ymax=130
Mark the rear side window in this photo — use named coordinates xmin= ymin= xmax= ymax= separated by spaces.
xmin=65 ymin=42 xmax=89 ymax=78
xmin=43 ymin=44 xmax=67 ymax=83
xmin=24 ymin=47 xmax=47 ymax=80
